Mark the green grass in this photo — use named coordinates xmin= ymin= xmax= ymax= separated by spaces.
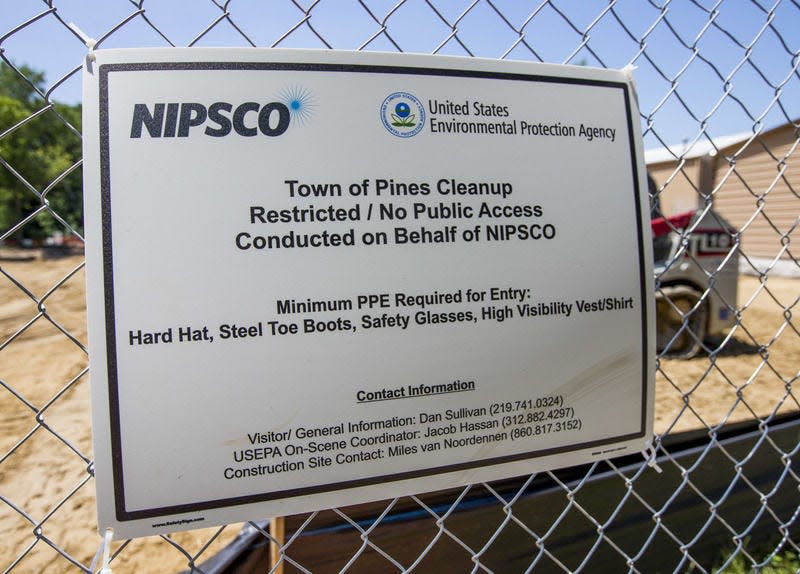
xmin=715 ymin=546 xmax=799 ymax=573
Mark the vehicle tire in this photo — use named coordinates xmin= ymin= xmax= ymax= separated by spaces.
xmin=655 ymin=284 xmax=708 ymax=359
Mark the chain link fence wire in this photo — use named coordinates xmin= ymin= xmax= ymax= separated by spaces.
xmin=1 ymin=1 xmax=798 ymax=572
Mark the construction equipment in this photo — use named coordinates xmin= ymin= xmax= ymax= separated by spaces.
xmin=652 ymin=209 xmax=739 ymax=358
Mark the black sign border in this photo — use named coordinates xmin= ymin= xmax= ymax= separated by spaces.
xmin=97 ymin=60 xmax=650 ymax=522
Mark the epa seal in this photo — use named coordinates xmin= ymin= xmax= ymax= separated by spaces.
xmin=380 ymin=92 xmax=425 ymax=138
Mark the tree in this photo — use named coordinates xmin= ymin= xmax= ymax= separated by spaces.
xmin=0 ymin=62 xmax=83 ymax=241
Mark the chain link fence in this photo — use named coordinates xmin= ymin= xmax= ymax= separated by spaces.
xmin=1 ymin=1 xmax=798 ymax=572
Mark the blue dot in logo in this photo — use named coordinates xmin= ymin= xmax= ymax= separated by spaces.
xmin=395 ymin=102 xmax=411 ymax=118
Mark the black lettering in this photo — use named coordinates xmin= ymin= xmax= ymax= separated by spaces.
xmin=250 ymin=206 xmax=266 ymax=224
xmin=130 ymin=101 xmax=291 ymax=138
xmin=233 ymin=102 xmax=259 ymax=136
xmin=130 ymin=103 xmax=164 ymax=138
xmin=258 ymin=102 xmax=290 ymax=136
xmin=205 ymin=102 xmax=232 ymax=137
xmin=163 ymin=103 xmax=179 ymax=138
xmin=178 ymin=103 xmax=207 ymax=137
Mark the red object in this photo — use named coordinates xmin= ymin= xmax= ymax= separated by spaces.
xmin=651 ymin=210 xmax=696 ymax=237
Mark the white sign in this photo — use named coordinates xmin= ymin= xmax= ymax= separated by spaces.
xmin=83 ymin=48 xmax=655 ymax=538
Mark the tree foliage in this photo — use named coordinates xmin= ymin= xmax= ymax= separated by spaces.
xmin=0 ymin=62 xmax=82 ymax=240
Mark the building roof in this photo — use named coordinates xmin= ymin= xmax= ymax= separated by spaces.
xmin=644 ymin=132 xmax=752 ymax=164
xmin=644 ymin=119 xmax=797 ymax=165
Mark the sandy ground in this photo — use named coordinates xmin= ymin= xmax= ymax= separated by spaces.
xmin=1 ymin=254 xmax=797 ymax=573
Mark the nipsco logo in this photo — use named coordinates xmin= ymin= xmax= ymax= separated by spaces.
xmin=380 ymin=92 xmax=425 ymax=138
xmin=129 ymin=87 xmax=315 ymax=138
